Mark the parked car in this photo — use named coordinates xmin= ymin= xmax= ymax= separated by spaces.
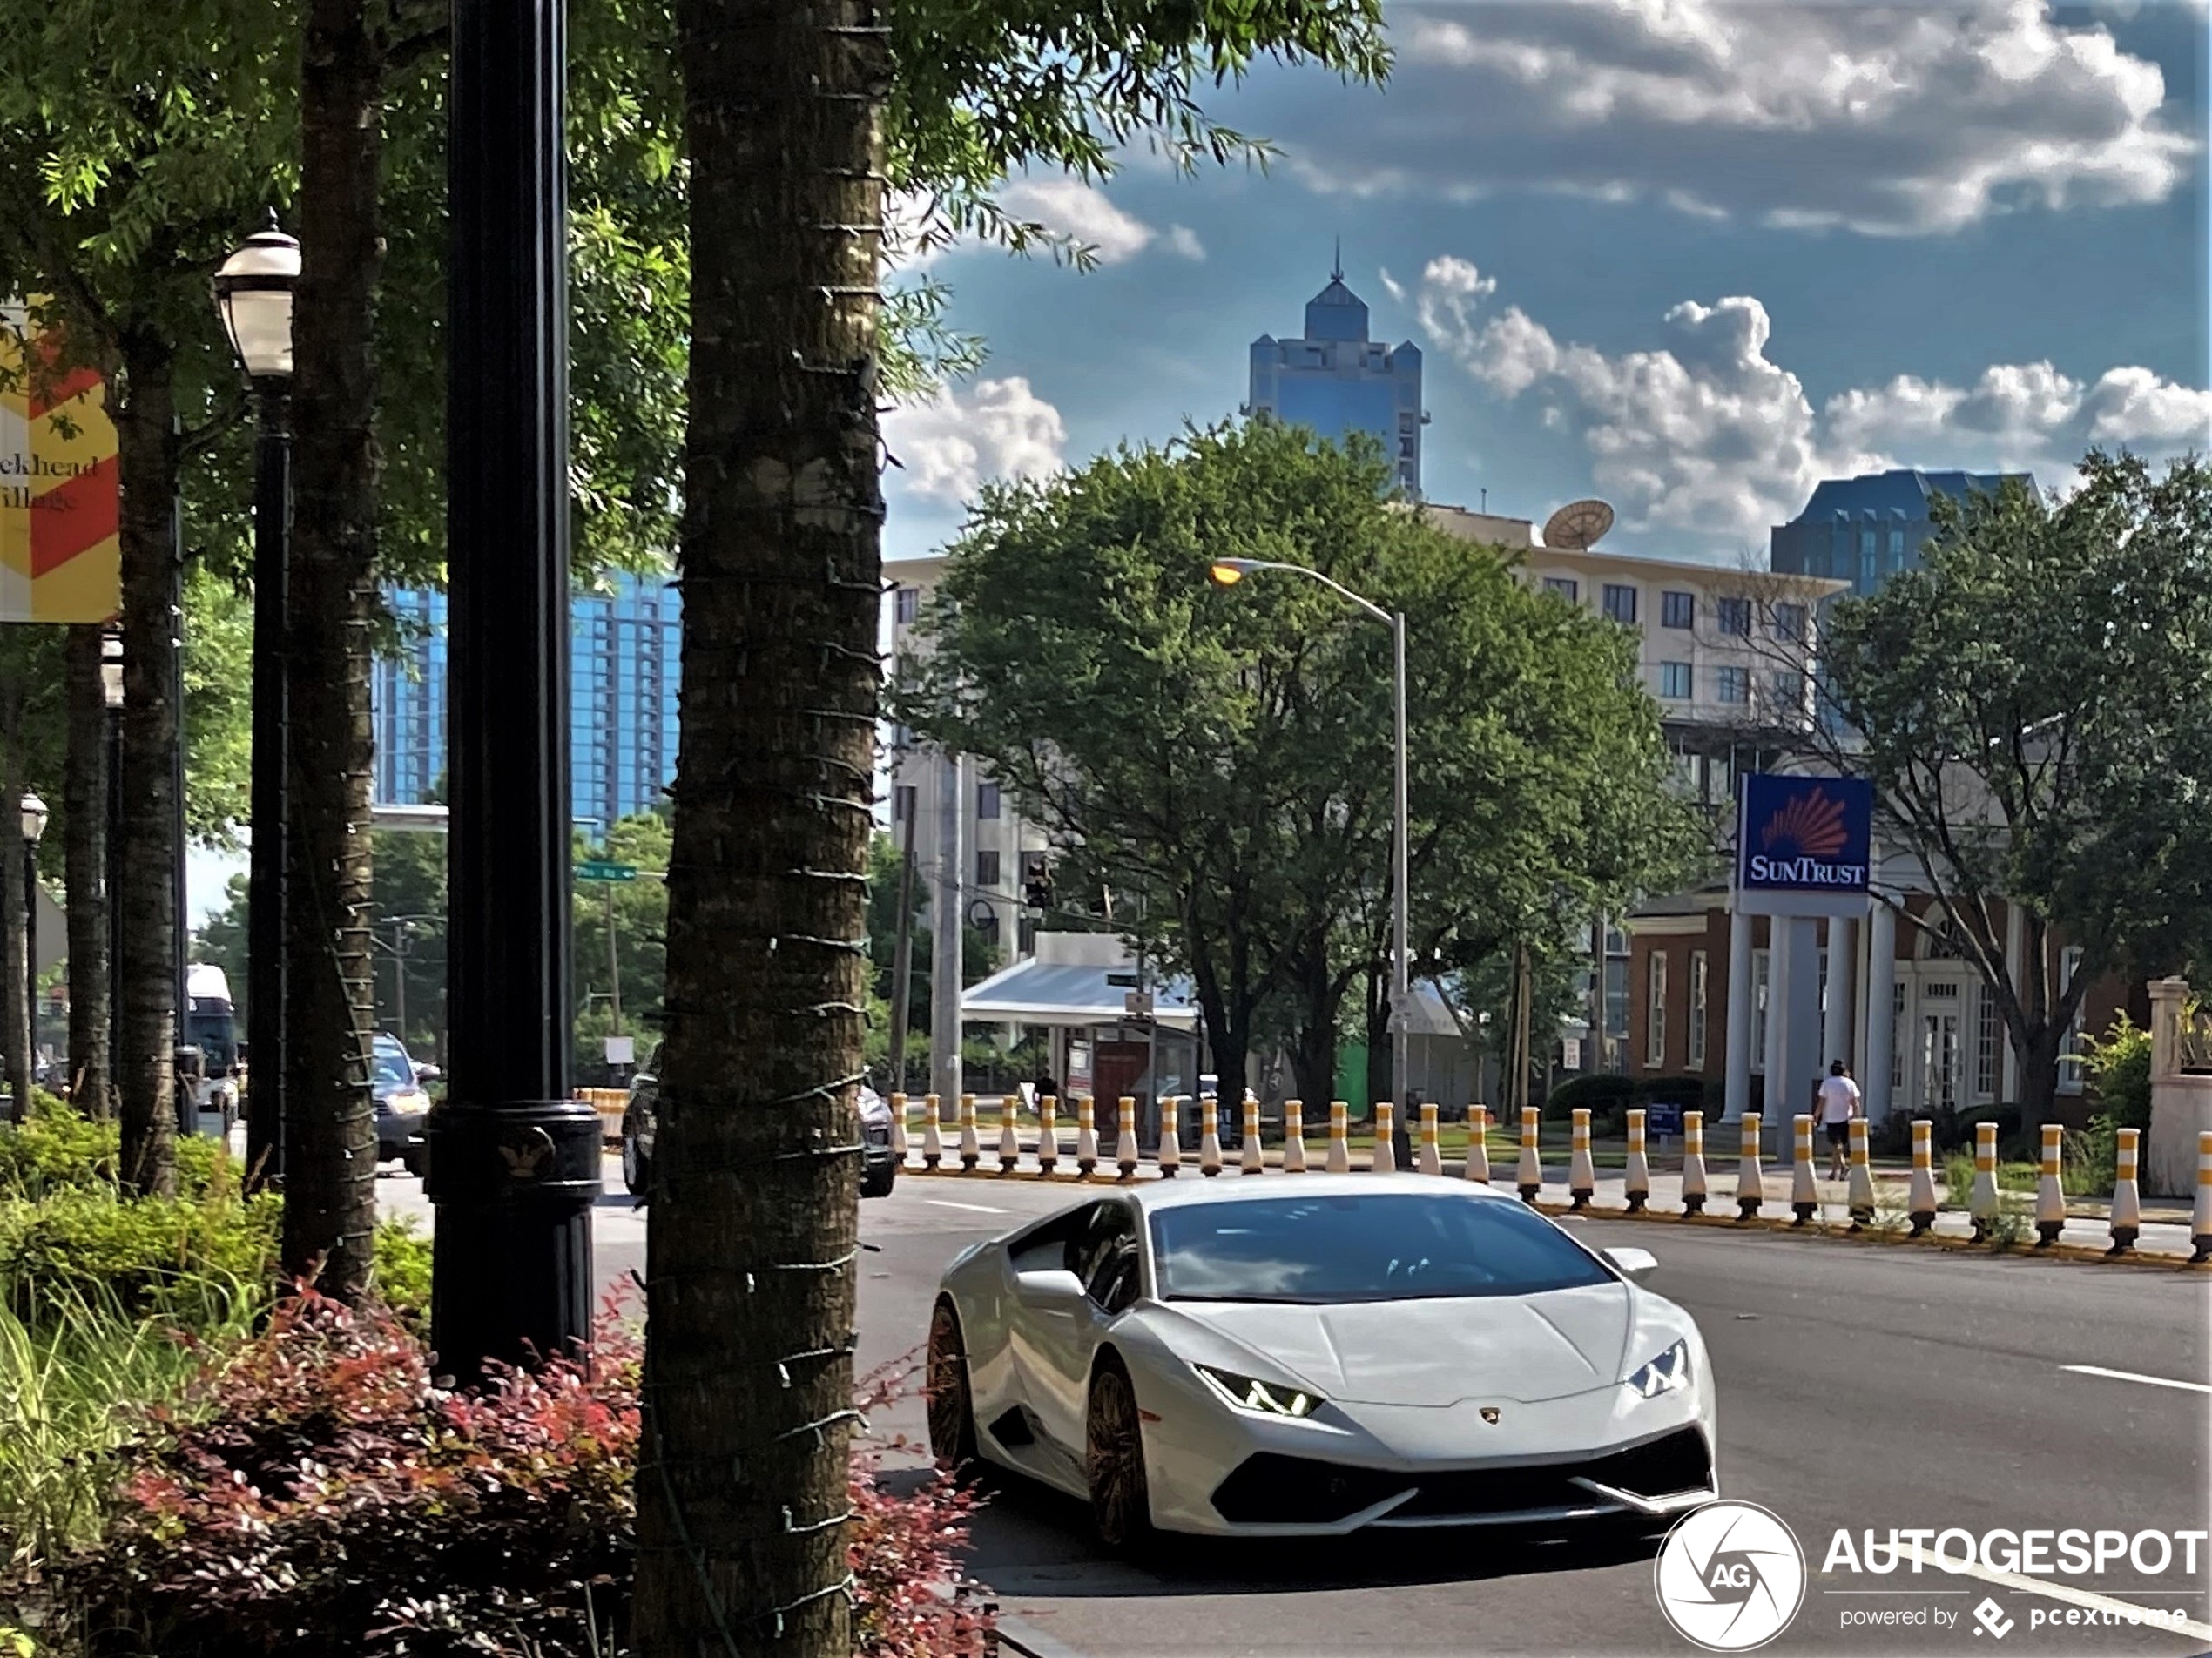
xmin=373 ymin=1033 xmax=431 ymax=1176
xmin=622 ymin=1044 xmax=896 ymax=1201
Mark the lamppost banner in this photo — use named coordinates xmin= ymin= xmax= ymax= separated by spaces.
xmin=0 ymin=300 xmax=122 ymax=624
xmin=1734 ymin=773 xmax=1875 ymax=918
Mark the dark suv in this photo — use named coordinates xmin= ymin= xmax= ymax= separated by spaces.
xmin=621 ymin=1044 xmax=896 ymax=1200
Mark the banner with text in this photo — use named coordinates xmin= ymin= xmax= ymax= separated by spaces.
xmin=1 ymin=300 xmax=121 ymax=624
xmin=1734 ymin=772 xmax=1874 ymax=918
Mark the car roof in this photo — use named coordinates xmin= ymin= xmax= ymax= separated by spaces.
xmin=1122 ymin=1172 xmax=1516 ymax=1212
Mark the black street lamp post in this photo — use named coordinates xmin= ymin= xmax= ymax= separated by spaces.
xmin=101 ymin=630 xmax=123 ymax=1104
xmin=213 ymin=219 xmax=300 ymax=1188
xmin=21 ymin=792 xmax=47 ymax=1069
xmin=427 ymin=0 xmax=599 ymax=1379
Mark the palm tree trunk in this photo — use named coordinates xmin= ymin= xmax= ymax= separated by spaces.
xmin=280 ymin=0 xmax=382 ymax=1304
xmin=64 ymin=625 xmax=113 ymax=1118
xmin=1 ymin=643 xmax=30 ymax=1123
xmin=634 ymin=2 xmax=887 ymax=1650
xmin=112 ymin=334 xmax=180 ymax=1196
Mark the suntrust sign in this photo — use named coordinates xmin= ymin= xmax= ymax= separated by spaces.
xmin=1734 ymin=774 xmax=1873 ymax=919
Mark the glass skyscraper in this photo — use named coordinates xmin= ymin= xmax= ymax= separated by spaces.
xmin=1246 ymin=256 xmax=1426 ymax=495
xmin=372 ymin=570 xmax=681 ymax=830
xmin=1770 ymin=469 xmax=2036 ymax=596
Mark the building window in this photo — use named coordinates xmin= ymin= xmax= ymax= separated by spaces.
xmin=1542 ymin=576 xmax=1580 ymax=602
xmin=893 ymin=586 xmax=919 ymax=625
xmin=2058 ymin=946 xmax=2087 ymax=1094
xmin=975 ymin=849 xmax=1001 ymax=889
xmin=1751 ymin=949 xmax=1769 ymax=1073
xmin=1976 ymin=986 xmax=2000 ymax=1101
xmin=1688 ymin=951 xmax=1709 ymax=1068
xmin=1716 ymin=666 xmax=1750 ymax=704
xmin=1602 ymin=583 xmax=1638 ymax=625
xmin=1767 ymin=670 xmax=1805 ymax=715
xmin=977 ymin=781 xmax=1001 ymax=819
xmin=1887 ymin=526 xmax=1905 ymax=560
xmin=1646 ymin=953 xmax=1668 ymax=1069
xmin=1659 ymin=661 xmax=1693 ymax=700
xmin=1717 ymin=597 xmax=1752 ymax=637
xmin=1859 ymin=527 xmax=1877 ymax=561
xmin=1892 ymin=981 xmax=1907 ymax=1093
xmin=1661 ymin=590 xmax=1696 ymax=630
xmin=892 ymin=785 xmax=915 ymax=822
xmin=1773 ymin=602 xmax=1807 ymax=644
xmin=974 ymin=910 xmax=1001 ymax=949
xmin=1017 ymin=916 xmax=1038 ymax=956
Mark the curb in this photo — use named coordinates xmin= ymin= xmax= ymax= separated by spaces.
xmin=892 ymin=1161 xmax=2209 ymax=1270
xmin=988 ymin=1611 xmax=1089 ymax=1658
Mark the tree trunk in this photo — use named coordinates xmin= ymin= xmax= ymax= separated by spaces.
xmin=2015 ymin=1029 xmax=2063 ymax=1132
xmin=112 ymin=334 xmax=179 ymax=1196
xmin=63 ymin=626 xmax=112 ymax=1118
xmin=634 ymin=2 xmax=886 ymax=1652
xmin=281 ymin=0 xmax=381 ymax=1303
xmin=1288 ymin=941 xmax=1338 ymax=1108
xmin=1 ymin=644 xmax=30 ymax=1123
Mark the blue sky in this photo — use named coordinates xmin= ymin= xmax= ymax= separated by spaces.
xmin=882 ymin=0 xmax=2211 ymax=567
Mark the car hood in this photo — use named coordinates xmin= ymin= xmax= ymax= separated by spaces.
xmin=1160 ymin=1283 xmax=1635 ymax=1406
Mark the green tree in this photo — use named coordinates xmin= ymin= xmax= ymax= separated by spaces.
xmin=900 ymin=420 xmax=1695 ymax=1110
xmin=571 ymin=812 xmax=672 ymax=1075
xmin=1809 ymin=454 xmax=2212 ymax=1125
xmin=862 ymin=831 xmax=1002 ymax=1089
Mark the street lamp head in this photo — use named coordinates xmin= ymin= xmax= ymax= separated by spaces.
xmin=1208 ymin=560 xmax=1258 ymax=588
xmin=99 ymin=627 xmax=125 ymax=710
xmin=212 ymin=217 xmax=301 ymax=382
xmin=20 ymin=792 xmax=48 ymax=846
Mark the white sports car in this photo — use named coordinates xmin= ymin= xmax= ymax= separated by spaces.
xmin=927 ymin=1174 xmax=1716 ymax=1549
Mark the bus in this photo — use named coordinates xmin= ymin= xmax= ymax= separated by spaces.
xmin=184 ymin=962 xmax=240 ymax=1131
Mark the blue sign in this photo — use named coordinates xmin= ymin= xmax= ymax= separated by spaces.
xmin=1736 ymin=774 xmax=1873 ymax=908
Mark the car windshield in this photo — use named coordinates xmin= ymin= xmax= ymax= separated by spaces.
xmin=372 ymin=1039 xmax=415 ymax=1095
xmin=1148 ymin=1193 xmax=1615 ymax=1304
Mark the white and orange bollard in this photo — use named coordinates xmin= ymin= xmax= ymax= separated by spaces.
xmin=1327 ymin=1101 xmax=1351 ymax=1173
xmin=1373 ymin=1102 xmax=1399 ymax=1174
xmin=889 ymin=1091 xmax=909 ymax=1163
xmin=958 ymin=1093 xmax=980 ymax=1173
xmin=1076 ymin=1095 xmax=1098 ymax=1179
xmin=1242 ymin=1093 xmax=1265 ymax=1174
xmin=1517 ymin=1107 xmax=1541 ymax=1203
xmin=1199 ymin=1092 xmax=1224 ymax=1176
xmin=1568 ymin=1109 xmax=1595 ymax=1210
xmin=2108 ymin=1127 xmax=2141 ymax=1255
xmin=1624 ymin=1109 xmax=1649 ymax=1213
xmin=1968 ymin=1122 xmax=2000 ymax=1242
xmin=1115 ymin=1096 xmax=1139 ymax=1180
xmin=2191 ymin=1131 xmax=2212 ymax=1264
xmin=1736 ymin=1112 xmax=1764 ymax=1220
xmin=922 ymin=1092 xmax=944 ymax=1171
xmin=998 ymin=1095 xmax=1022 ymax=1173
xmin=1157 ymin=1096 xmax=1182 ymax=1177
xmin=1906 ymin=1119 xmax=1937 ymax=1234
xmin=1464 ymin=1104 xmax=1491 ymax=1186
xmin=1791 ymin=1115 xmax=1817 ymax=1225
xmin=1682 ymin=1110 xmax=1707 ymax=1216
xmin=1846 ymin=1119 xmax=1876 ymax=1228
xmin=2035 ymin=1122 xmax=2066 ymax=1247
xmin=1283 ymin=1099 xmax=1307 ymax=1174
xmin=1037 ymin=1095 xmax=1060 ymax=1177
xmin=1418 ymin=1102 xmax=1442 ymax=1176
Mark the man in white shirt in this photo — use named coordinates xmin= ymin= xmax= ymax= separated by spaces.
xmin=1817 ymin=1059 xmax=1862 ymax=1179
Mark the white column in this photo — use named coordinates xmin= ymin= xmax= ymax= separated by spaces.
xmin=1723 ymin=906 xmax=1755 ymax=1121
xmin=930 ymin=751 xmax=968 ymax=1105
xmin=1763 ymin=923 xmax=1790 ymax=1109
xmin=1852 ymin=913 xmax=1872 ymax=1083
xmin=2000 ymin=901 xmax=2025 ymax=1102
xmin=1865 ymin=903 xmax=1898 ymax=1124
xmin=1823 ymin=917 xmax=1857 ymax=1069
xmin=1783 ymin=916 xmax=1824 ymax=1129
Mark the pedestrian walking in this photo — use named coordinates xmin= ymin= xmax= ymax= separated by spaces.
xmin=1817 ymin=1059 xmax=1861 ymax=1180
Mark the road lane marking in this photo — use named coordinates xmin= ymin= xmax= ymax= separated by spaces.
xmin=925 ymin=1198 xmax=1010 ymax=1215
xmin=1895 ymin=1544 xmax=2212 ymax=1642
xmin=2061 ymin=1364 xmax=2212 ymax=1396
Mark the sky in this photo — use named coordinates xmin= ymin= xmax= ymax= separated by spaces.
xmin=880 ymin=0 xmax=2212 ymax=568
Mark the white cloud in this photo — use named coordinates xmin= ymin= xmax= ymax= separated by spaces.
xmin=1395 ymin=255 xmax=2212 ymax=541
xmin=1284 ymin=1 xmax=2196 ymax=235
xmin=883 ymin=376 xmax=1068 ymax=507
xmin=1163 ymin=225 xmax=1208 ymax=262
xmin=997 ymin=179 xmax=1160 ymax=264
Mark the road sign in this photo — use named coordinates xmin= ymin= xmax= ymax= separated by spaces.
xmin=577 ymin=860 xmax=638 ymax=883
xmin=1561 ymin=1037 xmax=1583 ymax=1072
xmin=1105 ymin=971 xmax=1141 ymax=988
xmin=1123 ymin=990 xmax=1155 ymax=1016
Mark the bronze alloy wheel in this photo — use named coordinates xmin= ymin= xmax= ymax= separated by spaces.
xmin=927 ymin=1300 xmax=977 ymax=1467
xmin=1086 ymin=1359 xmax=1153 ymax=1551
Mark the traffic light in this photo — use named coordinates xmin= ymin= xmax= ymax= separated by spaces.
xmin=1022 ymin=853 xmax=1051 ymax=912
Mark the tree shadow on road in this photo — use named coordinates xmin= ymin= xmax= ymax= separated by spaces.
xmin=876 ymin=1466 xmax=1664 ymax=1600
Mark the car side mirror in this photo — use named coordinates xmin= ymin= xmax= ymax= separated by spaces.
xmin=1015 ymin=1267 xmax=1088 ymax=1304
xmin=1603 ymin=1246 xmax=1659 ymax=1284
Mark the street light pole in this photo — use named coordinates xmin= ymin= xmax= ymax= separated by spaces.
xmin=429 ymin=0 xmax=598 ymax=1380
xmin=22 ymin=792 xmax=47 ymax=1075
xmin=214 ymin=218 xmax=300 ymax=1189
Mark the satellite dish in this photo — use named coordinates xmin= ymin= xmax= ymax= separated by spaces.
xmin=1543 ymin=499 xmax=1615 ymax=551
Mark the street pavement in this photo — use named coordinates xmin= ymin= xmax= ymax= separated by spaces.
xmin=377 ymin=1156 xmax=2212 ymax=1657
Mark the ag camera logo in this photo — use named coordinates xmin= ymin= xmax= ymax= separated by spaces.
xmin=1656 ymin=1500 xmax=1807 ymax=1651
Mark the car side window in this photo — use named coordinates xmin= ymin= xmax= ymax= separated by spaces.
xmin=1070 ymin=1203 xmax=1138 ymax=1311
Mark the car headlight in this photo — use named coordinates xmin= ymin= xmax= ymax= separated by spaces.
xmin=1625 ymin=1338 xmax=1693 ymax=1399
xmin=1195 ymin=1364 xmax=1322 ymax=1419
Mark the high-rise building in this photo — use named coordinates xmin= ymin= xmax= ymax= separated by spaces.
xmin=1245 ymin=253 xmax=1426 ymax=496
xmin=371 ymin=570 xmax=681 ymax=831
xmin=1770 ymin=469 xmax=2037 ymax=596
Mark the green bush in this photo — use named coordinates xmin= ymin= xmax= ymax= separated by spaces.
xmin=0 ymin=1188 xmax=280 ymax=1326
xmin=1543 ymin=1074 xmax=1635 ymax=1120
xmin=2084 ymin=1014 xmax=2151 ymax=1132
xmin=372 ymin=1217 xmax=432 ymax=1337
xmin=0 ymin=1098 xmax=227 ymax=1201
xmin=1631 ymin=1075 xmax=1706 ymax=1108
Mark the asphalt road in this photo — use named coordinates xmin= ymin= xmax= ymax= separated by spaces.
xmin=381 ymin=1160 xmax=2212 ymax=1657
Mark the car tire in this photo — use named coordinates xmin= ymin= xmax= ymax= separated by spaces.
xmin=1086 ymin=1355 xmax=1155 ymax=1554
xmin=926 ymin=1298 xmax=978 ymax=1470
xmin=860 ymin=1162 xmax=896 ymax=1199
xmin=621 ymin=1125 xmax=651 ymax=1198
